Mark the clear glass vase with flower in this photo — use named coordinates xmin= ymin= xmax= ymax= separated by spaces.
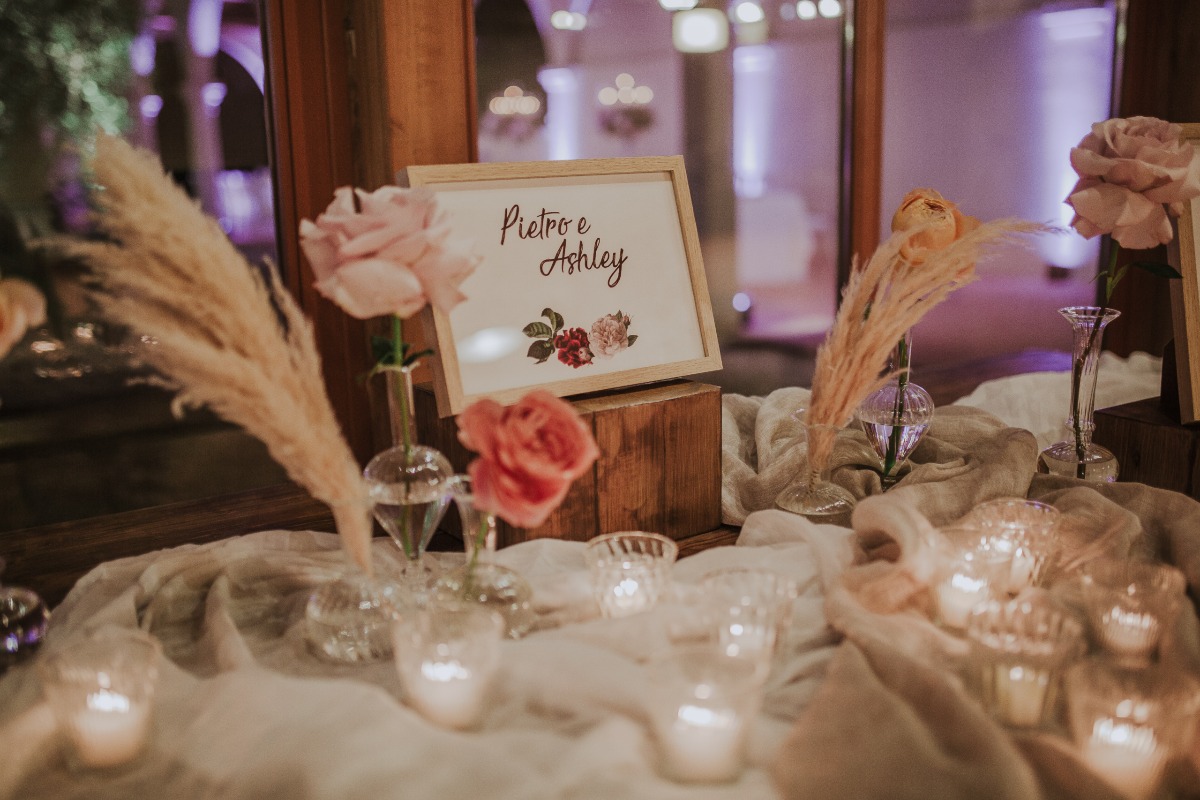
xmin=299 ymin=186 xmax=480 ymax=592
xmin=435 ymin=390 xmax=599 ymax=637
xmin=1040 ymin=116 xmax=1200 ymax=481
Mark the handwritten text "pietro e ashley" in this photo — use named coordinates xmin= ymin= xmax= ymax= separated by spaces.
xmin=499 ymin=204 xmax=628 ymax=288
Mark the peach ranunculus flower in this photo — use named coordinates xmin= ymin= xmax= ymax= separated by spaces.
xmin=890 ymin=188 xmax=981 ymax=264
xmin=299 ymin=186 xmax=480 ymax=320
xmin=0 ymin=278 xmax=47 ymax=360
xmin=456 ymin=390 xmax=599 ymax=529
xmin=1066 ymin=116 xmax=1200 ymax=250
xmin=589 ymin=312 xmax=633 ymax=359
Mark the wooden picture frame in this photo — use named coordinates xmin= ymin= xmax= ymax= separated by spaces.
xmin=1169 ymin=124 xmax=1200 ymax=423
xmin=405 ymin=156 xmax=723 ymax=416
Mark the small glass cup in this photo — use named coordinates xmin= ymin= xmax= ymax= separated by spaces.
xmin=1080 ymin=559 xmax=1186 ymax=666
xmin=585 ymin=532 xmax=678 ymax=619
xmin=931 ymin=526 xmax=1011 ymax=631
xmin=0 ymin=556 xmax=49 ymax=673
xmin=965 ymin=498 xmax=1060 ymax=593
xmin=392 ymin=599 xmax=504 ymax=731
xmin=696 ymin=567 xmax=798 ymax=677
xmin=647 ymin=645 xmax=764 ymax=784
xmin=1066 ymin=659 xmax=1200 ymax=800
xmin=965 ymin=594 xmax=1084 ymax=728
xmin=37 ymin=627 xmax=162 ymax=770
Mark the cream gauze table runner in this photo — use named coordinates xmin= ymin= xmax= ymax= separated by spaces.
xmin=2 ymin=355 xmax=1192 ymax=800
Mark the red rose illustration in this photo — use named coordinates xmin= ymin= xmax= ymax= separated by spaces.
xmin=554 ymin=327 xmax=593 ymax=368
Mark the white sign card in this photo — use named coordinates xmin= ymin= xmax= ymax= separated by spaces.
xmin=406 ymin=157 xmax=722 ymax=416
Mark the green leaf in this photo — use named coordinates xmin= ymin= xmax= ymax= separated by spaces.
xmin=401 ymin=347 xmax=433 ymax=368
xmin=370 ymin=335 xmax=395 ymax=365
xmin=523 ymin=321 xmax=554 ymax=338
xmin=527 ymin=340 xmax=555 ymax=363
xmin=627 ymin=334 xmax=638 ymax=347
xmin=1128 ymin=261 xmax=1183 ymax=280
xmin=542 ymin=307 xmax=565 ymax=333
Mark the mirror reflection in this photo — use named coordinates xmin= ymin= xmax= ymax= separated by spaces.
xmin=0 ymin=0 xmax=287 ymax=532
xmin=475 ymin=0 xmax=1116 ymax=397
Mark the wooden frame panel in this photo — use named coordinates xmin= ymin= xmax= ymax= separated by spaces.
xmin=1169 ymin=123 xmax=1200 ymax=422
xmin=406 ymin=157 xmax=722 ymax=415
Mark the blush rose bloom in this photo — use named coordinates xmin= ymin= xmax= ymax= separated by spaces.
xmin=457 ymin=390 xmax=600 ymax=528
xmin=891 ymin=188 xmax=980 ymax=264
xmin=0 ymin=278 xmax=47 ymax=360
xmin=589 ymin=313 xmax=631 ymax=359
xmin=1066 ymin=116 xmax=1200 ymax=250
xmin=299 ymin=186 xmax=479 ymax=319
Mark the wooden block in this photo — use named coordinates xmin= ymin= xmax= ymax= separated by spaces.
xmin=1094 ymin=398 xmax=1200 ymax=497
xmin=413 ymin=380 xmax=723 ymax=546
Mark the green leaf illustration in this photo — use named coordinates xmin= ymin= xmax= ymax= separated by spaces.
xmin=542 ymin=307 xmax=565 ymax=333
xmin=524 ymin=321 xmax=554 ymax=338
xmin=528 ymin=339 xmax=555 ymax=363
xmin=627 ymin=334 xmax=638 ymax=347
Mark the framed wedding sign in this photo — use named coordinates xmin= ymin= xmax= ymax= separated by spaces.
xmin=405 ymin=156 xmax=722 ymax=416
xmin=1169 ymin=124 xmax=1200 ymax=423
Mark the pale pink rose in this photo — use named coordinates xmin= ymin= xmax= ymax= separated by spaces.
xmin=299 ymin=186 xmax=479 ymax=319
xmin=1066 ymin=116 xmax=1200 ymax=249
xmin=891 ymin=188 xmax=980 ymax=264
xmin=589 ymin=313 xmax=631 ymax=359
xmin=0 ymin=278 xmax=47 ymax=360
xmin=457 ymin=390 xmax=599 ymax=528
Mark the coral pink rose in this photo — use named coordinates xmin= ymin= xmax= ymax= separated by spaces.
xmin=589 ymin=313 xmax=632 ymax=359
xmin=457 ymin=390 xmax=599 ymax=528
xmin=1066 ymin=116 xmax=1200 ymax=249
xmin=299 ymin=186 xmax=479 ymax=319
xmin=891 ymin=188 xmax=980 ymax=264
xmin=0 ymin=278 xmax=47 ymax=360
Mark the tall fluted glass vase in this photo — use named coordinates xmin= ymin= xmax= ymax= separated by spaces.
xmin=363 ymin=366 xmax=453 ymax=592
xmin=775 ymin=416 xmax=856 ymax=526
xmin=1037 ymin=306 xmax=1120 ymax=482
xmin=434 ymin=475 xmax=534 ymax=639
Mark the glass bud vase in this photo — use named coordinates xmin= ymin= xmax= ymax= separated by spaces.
xmin=364 ymin=368 xmax=454 ymax=593
xmin=1038 ymin=306 xmax=1120 ymax=482
xmin=434 ymin=475 xmax=535 ymax=639
xmin=858 ymin=330 xmax=934 ymax=489
xmin=775 ymin=418 xmax=856 ymax=526
xmin=305 ymin=504 xmax=410 ymax=664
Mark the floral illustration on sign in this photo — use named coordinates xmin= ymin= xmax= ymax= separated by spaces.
xmin=524 ymin=307 xmax=637 ymax=368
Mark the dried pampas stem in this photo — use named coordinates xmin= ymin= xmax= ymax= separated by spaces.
xmin=806 ymin=218 xmax=1050 ymax=474
xmin=69 ymin=135 xmax=374 ymax=575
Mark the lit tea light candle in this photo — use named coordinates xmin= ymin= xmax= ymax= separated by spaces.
xmin=586 ymin=533 xmax=677 ymax=619
xmin=38 ymin=628 xmax=161 ymax=770
xmin=393 ymin=601 xmax=503 ymax=731
xmin=660 ymin=702 xmax=746 ymax=783
xmin=1081 ymin=717 xmax=1165 ymax=800
xmin=70 ymin=687 xmax=152 ymax=768
xmin=936 ymin=572 xmax=990 ymax=629
xmin=967 ymin=498 xmax=1060 ymax=593
xmin=649 ymin=647 xmax=762 ymax=784
xmin=599 ymin=564 xmax=655 ymax=618
xmin=1098 ymin=605 xmax=1161 ymax=660
xmin=993 ymin=665 xmax=1050 ymax=728
xmin=406 ymin=658 xmax=489 ymax=730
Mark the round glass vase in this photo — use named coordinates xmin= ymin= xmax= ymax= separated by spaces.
xmin=775 ymin=419 xmax=855 ymax=526
xmin=305 ymin=504 xmax=410 ymax=664
xmin=433 ymin=475 xmax=535 ymax=639
xmin=364 ymin=367 xmax=454 ymax=593
xmin=858 ymin=329 xmax=934 ymax=489
xmin=1038 ymin=306 xmax=1120 ymax=482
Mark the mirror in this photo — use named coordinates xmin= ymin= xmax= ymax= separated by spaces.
xmin=0 ymin=0 xmax=289 ymax=532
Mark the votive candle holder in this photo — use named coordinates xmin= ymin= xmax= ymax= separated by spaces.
xmin=37 ymin=626 xmax=162 ymax=770
xmin=697 ymin=567 xmax=798 ymax=677
xmin=966 ymin=498 xmax=1060 ymax=593
xmin=1066 ymin=659 xmax=1200 ymax=800
xmin=1080 ymin=559 xmax=1186 ymax=666
xmin=392 ymin=600 xmax=504 ymax=730
xmin=932 ymin=526 xmax=1011 ymax=630
xmin=965 ymin=594 xmax=1084 ymax=728
xmin=648 ymin=645 xmax=764 ymax=784
xmin=585 ymin=532 xmax=678 ymax=619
